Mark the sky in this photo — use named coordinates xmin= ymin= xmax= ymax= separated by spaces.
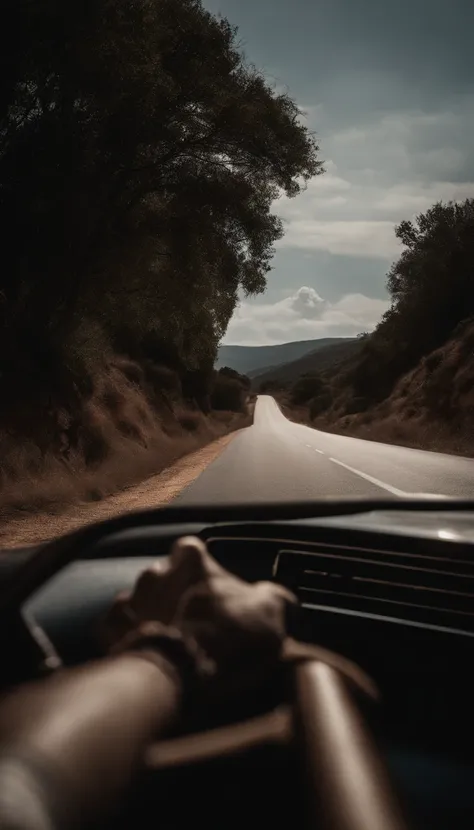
xmin=203 ymin=0 xmax=474 ymax=346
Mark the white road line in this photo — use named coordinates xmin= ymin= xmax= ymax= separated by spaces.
xmin=328 ymin=457 xmax=409 ymax=497
xmin=304 ymin=442 xmax=325 ymax=455
xmin=328 ymin=457 xmax=451 ymax=499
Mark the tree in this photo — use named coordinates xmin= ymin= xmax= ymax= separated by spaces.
xmin=290 ymin=374 xmax=326 ymax=406
xmin=387 ymin=200 xmax=474 ymax=346
xmin=352 ymin=198 xmax=474 ymax=402
xmin=0 ymin=0 xmax=323 ymax=422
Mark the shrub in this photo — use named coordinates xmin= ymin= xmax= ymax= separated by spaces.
xmin=144 ymin=363 xmax=182 ymax=396
xmin=344 ymin=396 xmax=369 ymax=416
xmin=290 ymin=375 xmax=325 ymax=406
xmin=219 ymin=367 xmax=251 ymax=389
xmin=309 ymin=392 xmax=332 ymax=419
xmin=112 ymin=358 xmax=145 ymax=387
xmin=177 ymin=411 xmax=202 ymax=432
xmin=211 ymin=376 xmax=246 ymax=412
xmin=424 ymin=352 xmax=443 ymax=372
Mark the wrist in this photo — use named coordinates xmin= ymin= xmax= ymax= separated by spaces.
xmin=111 ymin=621 xmax=214 ymax=711
xmin=128 ymin=648 xmax=184 ymax=695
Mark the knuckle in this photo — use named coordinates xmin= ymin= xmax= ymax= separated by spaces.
xmin=143 ymin=563 xmax=165 ymax=580
xmin=178 ymin=582 xmax=214 ymax=616
xmin=171 ymin=536 xmax=215 ymax=573
xmin=134 ymin=565 xmax=162 ymax=592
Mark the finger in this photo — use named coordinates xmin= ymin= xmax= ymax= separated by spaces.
xmin=169 ymin=536 xmax=225 ymax=578
xmin=128 ymin=560 xmax=170 ymax=618
xmin=248 ymin=582 xmax=298 ymax=642
xmin=98 ymin=591 xmax=135 ymax=651
xmin=259 ymin=582 xmax=298 ymax=606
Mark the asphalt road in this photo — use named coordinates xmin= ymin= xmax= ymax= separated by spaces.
xmin=173 ymin=395 xmax=474 ymax=504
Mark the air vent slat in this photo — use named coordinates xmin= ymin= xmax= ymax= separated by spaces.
xmin=294 ymin=573 xmax=474 ymax=612
xmin=297 ymin=587 xmax=474 ymax=629
xmin=277 ymin=549 xmax=474 ymax=595
xmin=274 ymin=549 xmax=474 ymax=624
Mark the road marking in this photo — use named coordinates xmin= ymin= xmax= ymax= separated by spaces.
xmin=304 ymin=443 xmax=325 ymax=455
xmin=328 ymin=457 xmax=409 ymax=497
xmin=328 ymin=457 xmax=452 ymax=499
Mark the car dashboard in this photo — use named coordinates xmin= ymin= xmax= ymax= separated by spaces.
xmin=4 ymin=510 xmax=474 ymax=829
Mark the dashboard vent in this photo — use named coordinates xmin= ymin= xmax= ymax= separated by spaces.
xmin=273 ymin=544 xmax=474 ymax=631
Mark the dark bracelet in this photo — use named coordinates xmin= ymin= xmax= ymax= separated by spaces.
xmin=112 ymin=622 xmax=215 ymax=712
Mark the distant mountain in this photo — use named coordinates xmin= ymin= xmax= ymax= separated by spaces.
xmin=216 ymin=338 xmax=351 ymax=376
xmin=247 ymin=363 xmax=279 ymax=379
xmin=252 ymin=338 xmax=362 ymax=387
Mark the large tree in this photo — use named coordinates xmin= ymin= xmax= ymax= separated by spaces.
xmin=0 ymin=0 xmax=322 ymax=400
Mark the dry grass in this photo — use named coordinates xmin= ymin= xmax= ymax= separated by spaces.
xmin=0 ymin=358 xmax=254 ymax=520
xmin=0 ymin=431 xmax=242 ymax=549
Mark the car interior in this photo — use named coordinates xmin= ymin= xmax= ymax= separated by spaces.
xmin=1 ymin=500 xmax=474 ymax=830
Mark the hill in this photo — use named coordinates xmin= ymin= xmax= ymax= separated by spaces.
xmin=252 ymin=338 xmax=361 ymax=388
xmin=216 ymin=338 xmax=352 ymax=375
xmin=277 ymin=199 xmax=474 ymax=457
xmin=281 ymin=319 xmax=474 ymax=456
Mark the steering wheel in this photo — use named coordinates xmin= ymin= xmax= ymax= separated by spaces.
xmin=0 ymin=511 xmax=411 ymax=830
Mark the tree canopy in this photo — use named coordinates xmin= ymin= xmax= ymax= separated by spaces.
xmin=0 ymin=0 xmax=322 ymax=411
xmin=352 ymin=198 xmax=474 ymax=402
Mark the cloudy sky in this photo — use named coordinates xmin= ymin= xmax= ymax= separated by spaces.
xmin=204 ymin=0 xmax=474 ymax=346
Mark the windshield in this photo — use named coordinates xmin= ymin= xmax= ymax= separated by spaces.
xmin=1 ymin=0 xmax=473 ymax=548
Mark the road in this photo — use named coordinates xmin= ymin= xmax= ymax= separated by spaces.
xmin=174 ymin=395 xmax=474 ymax=503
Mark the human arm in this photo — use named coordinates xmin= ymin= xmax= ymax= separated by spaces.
xmin=0 ymin=649 xmax=182 ymax=830
xmin=0 ymin=536 xmax=294 ymax=830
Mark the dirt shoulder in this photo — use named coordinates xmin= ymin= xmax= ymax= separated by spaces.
xmin=0 ymin=430 xmax=240 ymax=549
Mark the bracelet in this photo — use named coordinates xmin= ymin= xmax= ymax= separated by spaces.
xmin=111 ymin=621 xmax=215 ymax=712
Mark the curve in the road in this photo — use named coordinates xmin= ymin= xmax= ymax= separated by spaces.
xmin=173 ymin=396 xmax=474 ymax=504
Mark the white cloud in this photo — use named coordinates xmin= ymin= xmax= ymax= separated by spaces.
xmin=277 ymin=218 xmax=401 ymax=259
xmin=275 ymin=161 xmax=474 ymax=259
xmin=273 ymin=105 xmax=474 ymax=261
xmin=225 ymin=96 xmax=474 ymax=344
xmin=373 ymin=181 xmax=474 ymax=214
xmin=224 ymin=286 xmax=389 ymax=346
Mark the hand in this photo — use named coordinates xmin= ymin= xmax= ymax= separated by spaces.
xmin=99 ymin=536 xmax=296 ymax=700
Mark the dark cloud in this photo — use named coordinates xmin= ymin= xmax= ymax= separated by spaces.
xmin=206 ymin=0 xmax=474 ymax=110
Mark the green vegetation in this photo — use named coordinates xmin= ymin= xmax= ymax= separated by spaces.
xmin=282 ymin=198 xmax=474 ymax=455
xmin=351 ymin=199 xmax=474 ymax=404
xmin=251 ymin=338 xmax=361 ymax=388
xmin=0 ymin=0 xmax=321 ymax=505
xmin=211 ymin=368 xmax=251 ymax=412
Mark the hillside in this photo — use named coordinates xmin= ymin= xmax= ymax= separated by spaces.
xmin=343 ymin=318 xmax=474 ymax=454
xmin=216 ymin=338 xmax=352 ymax=375
xmin=252 ymin=338 xmax=360 ymax=388
xmin=281 ymin=319 xmax=474 ymax=456
xmin=278 ymin=198 xmax=474 ymax=457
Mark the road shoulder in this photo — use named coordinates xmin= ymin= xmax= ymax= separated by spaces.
xmin=0 ymin=430 xmax=241 ymax=548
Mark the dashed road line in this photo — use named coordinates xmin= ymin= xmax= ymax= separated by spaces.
xmin=304 ymin=443 xmax=325 ymax=455
xmin=328 ymin=457 xmax=409 ymax=497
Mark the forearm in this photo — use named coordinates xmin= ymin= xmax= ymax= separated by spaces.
xmin=0 ymin=652 xmax=182 ymax=828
